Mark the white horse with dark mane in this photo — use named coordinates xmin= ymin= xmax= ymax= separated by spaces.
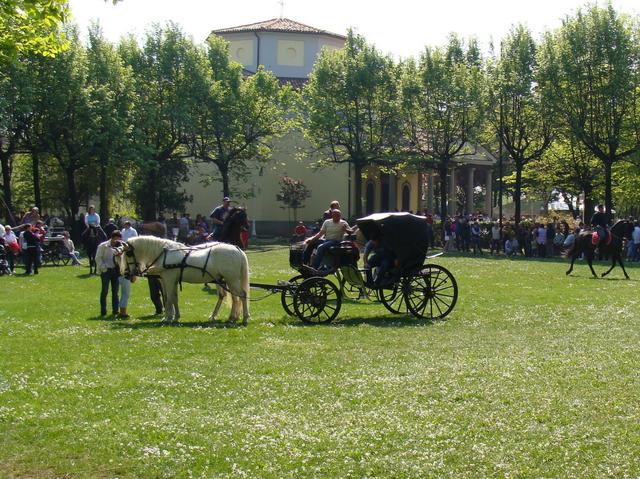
xmin=116 ymin=236 xmax=250 ymax=325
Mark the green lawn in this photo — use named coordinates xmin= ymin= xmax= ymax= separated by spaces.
xmin=1 ymin=247 xmax=639 ymax=478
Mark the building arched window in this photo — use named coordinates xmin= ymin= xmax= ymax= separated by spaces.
xmin=366 ymin=182 xmax=375 ymax=214
xmin=402 ymin=183 xmax=411 ymax=212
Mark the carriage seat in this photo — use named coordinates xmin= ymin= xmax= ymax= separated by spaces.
xmin=327 ymin=241 xmax=360 ymax=267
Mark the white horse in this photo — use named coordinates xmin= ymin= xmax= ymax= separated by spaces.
xmin=116 ymin=236 xmax=250 ymax=325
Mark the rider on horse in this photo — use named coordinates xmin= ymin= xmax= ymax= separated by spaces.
xmin=590 ymin=204 xmax=611 ymax=246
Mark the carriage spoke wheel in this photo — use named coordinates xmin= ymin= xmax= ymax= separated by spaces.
xmin=280 ymin=274 xmax=305 ymax=316
xmin=377 ymin=281 xmax=408 ymax=315
xmin=293 ymin=277 xmax=342 ymax=324
xmin=405 ymin=265 xmax=458 ymax=320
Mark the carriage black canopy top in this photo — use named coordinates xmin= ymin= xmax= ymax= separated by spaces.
xmin=356 ymin=212 xmax=429 ymax=270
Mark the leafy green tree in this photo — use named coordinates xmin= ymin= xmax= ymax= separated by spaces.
xmin=28 ymin=28 xmax=94 ymax=219
xmin=86 ymin=24 xmax=134 ymax=221
xmin=302 ymin=30 xmax=402 ymax=217
xmin=488 ymin=25 xmax=552 ymax=224
xmin=0 ymin=0 xmax=69 ymax=64
xmin=401 ymin=34 xmax=484 ymax=225
xmin=276 ymin=175 xmax=311 ymax=222
xmin=0 ymin=56 xmax=36 ymax=222
xmin=538 ymin=4 xmax=640 ymax=215
xmin=188 ymin=35 xmax=294 ymax=198
xmin=119 ymin=24 xmax=201 ymax=219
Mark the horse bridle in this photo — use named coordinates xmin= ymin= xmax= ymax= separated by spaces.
xmin=120 ymin=244 xmax=142 ymax=279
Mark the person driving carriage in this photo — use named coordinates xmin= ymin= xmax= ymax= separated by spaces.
xmin=590 ymin=204 xmax=611 ymax=245
xmin=303 ymin=209 xmax=353 ymax=270
xmin=363 ymin=235 xmax=397 ymax=286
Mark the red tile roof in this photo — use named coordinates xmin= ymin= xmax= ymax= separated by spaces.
xmin=241 ymin=68 xmax=307 ymax=90
xmin=211 ymin=18 xmax=345 ymax=40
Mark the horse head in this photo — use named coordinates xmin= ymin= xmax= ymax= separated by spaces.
xmin=612 ymin=219 xmax=634 ymax=240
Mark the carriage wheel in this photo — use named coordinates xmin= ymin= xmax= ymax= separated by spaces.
xmin=50 ymin=253 xmax=61 ymax=267
xmin=377 ymin=281 xmax=408 ymax=315
xmin=293 ymin=277 xmax=342 ymax=324
xmin=280 ymin=274 xmax=305 ymax=316
xmin=61 ymin=255 xmax=70 ymax=266
xmin=405 ymin=265 xmax=458 ymax=320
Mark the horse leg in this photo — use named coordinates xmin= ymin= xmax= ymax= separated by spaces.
xmin=618 ymin=253 xmax=630 ymax=279
xmin=163 ymin=281 xmax=176 ymax=322
xmin=602 ymin=253 xmax=616 ymax=277
xmin=566 ymin=254 xmax=576 ymax=276
xmin=240 ymin=295 xmax=250 ymax=326
xmin=209 ymin=285 xmax=226 ymax=321
xmin=586 ymin=251 xmax=598 ymax=278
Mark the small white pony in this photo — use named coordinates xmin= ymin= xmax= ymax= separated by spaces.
xmin=116 ymin=236 xmax=250 ymax=325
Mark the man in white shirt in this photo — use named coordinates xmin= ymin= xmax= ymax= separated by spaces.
xmin=95 ymin=230 xmax=122 ymax=316
xmin=632 ymin=221 xmax=640 ymax=261
xmin=121 ymin=221 xmax=138 ymax=242
xmin=304 ymin=209 xmax=352 ymax=269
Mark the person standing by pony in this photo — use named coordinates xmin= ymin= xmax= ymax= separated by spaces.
xmin=117 ymin=222 xmax=138 ymax=319
xmin=96 ymin=230 xmax=122 ymax=317
xmin=209 ymin=197 xmax=230 ymax=240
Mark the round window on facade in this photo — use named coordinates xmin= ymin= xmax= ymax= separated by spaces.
xmin=287 ymin=47 xmax=297 ymax=60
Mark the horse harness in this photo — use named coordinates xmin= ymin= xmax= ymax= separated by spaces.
xmin=122 ymin=243 xmax=225 ymax=291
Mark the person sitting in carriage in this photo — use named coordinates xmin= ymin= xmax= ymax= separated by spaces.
xmin=363 ymin=235 xmax=397 ymax=287
xmin=590 ymin=204 xmax=611 ymax=246
xmin=303 ymin=208 xmax=353 ymax=270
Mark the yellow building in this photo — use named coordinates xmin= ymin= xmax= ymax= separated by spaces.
xmin=185 ymin=18 xmax=496 ymax=235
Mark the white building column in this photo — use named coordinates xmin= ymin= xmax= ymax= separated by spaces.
xmin=485 ymin=169 xmax=493 ymax=218
xmin=466 ymin=167 xmax=475 ymax=215
xmin=448 ymin=166 xmax=457 ymax=217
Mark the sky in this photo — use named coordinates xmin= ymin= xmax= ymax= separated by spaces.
xmin=68 ymin=0 xmax=640 ymax=59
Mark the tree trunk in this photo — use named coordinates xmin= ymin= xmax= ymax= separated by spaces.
xmin=99 ymin=158 xmax=108 ymax=221
xmin=220 ymin=162 xmax=230 ymax=199
xmin=583 ymin=186 xmax=594 ymax=225
xmin=65 ymin=166 xmax=80 ymax=219
xmin=354 ymin=160 xmax=363 ymax=218
xmin=0 ymin=151 xmax=13 ymax=222
xmin=514 ymin=164 xmax=523 ymax=224
xmin=32 ymin=152 xmax=42 ymax=211
xmin=439 ymin=163 xmax=448 ymax=242
xmin=561 ymin=191 xmax=576 ymax=218
xmin=603 ymin=160 xmax=613 ymax=215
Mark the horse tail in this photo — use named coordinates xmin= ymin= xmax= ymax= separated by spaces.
xmin=240 ymin=249 xmax=250 ymax=300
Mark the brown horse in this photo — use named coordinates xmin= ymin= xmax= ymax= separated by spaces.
xmin=82 ymin=225 xmax=107 ymax=275
xmin=140 ymin=221 xmax=167 ymax=238
xmin=217 ymin=207 xmax=249 ymax=250
xmin=565 ymin=220 xmax=634 ymax=279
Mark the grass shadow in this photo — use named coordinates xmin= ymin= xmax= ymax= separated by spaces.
xmin=282 ymin=314 xmax=439 ymax=328
xmin=108 ymin=319 xmax=243 ymax=330
xmin=76 ymin=273 xmax=95 ymax=279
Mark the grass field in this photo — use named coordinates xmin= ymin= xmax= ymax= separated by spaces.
xmin=1 ymin=246 xmax=640 ymax=478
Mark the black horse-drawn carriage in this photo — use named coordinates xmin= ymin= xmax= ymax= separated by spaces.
xmin=252 ymin=213 xmax=458 ymax=324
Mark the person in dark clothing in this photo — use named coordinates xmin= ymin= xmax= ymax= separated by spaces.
xmin=148 ymin=275 xmax=165 ymax=315
xmin=363 ymin=237 xmax=396 ymax=286
xmin=103 ymin=218 xmax=118 ymax=238
xmin=590 ymin=204 xmax=611 ymax=245
xmin=22 ymin=224 xmax=40 ymax=274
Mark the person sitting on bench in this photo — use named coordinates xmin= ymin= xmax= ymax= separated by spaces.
xmin=303 ymin=209 xmax=353 ymax=270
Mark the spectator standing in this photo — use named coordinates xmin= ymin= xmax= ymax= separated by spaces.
xmin=22 ymin=224 xmax=40 ymax=274
xmin=490 ymin=223 xmax=501 ymax=255
xmin=118 ymin=222 xmax=138 ymax=319
xmin=536 ymin=224 xmax=547 ymax=258
xmin=103 ymin=218 xmax=118 ymax=238
xmin=471 ymin=221 xmax=483 ymax=255
xmin=96 ymin=230 xmax=122 ymax=316
xmin=209 ymin=197 xmax=230 ymax=240
xmin=178 ymin=213 xmax=190 ymax=242
xmin=3 ymin=225 xmax=18 ymax=273
xmin=546 ymin=222 xmax=556 ymax=257
xmin=21 ymin=207 xmax=41 ymax=225
xmin=632 ymin=222 xmax=640 ymax=261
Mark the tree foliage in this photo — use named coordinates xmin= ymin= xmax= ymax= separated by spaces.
xmin=302 ymin=30 xmax=401 ymax=217
xmin=276 ymin=175 xmax=311 ymax=221
xmin=487 ymin=25 xmax=552 ymax=223
xmin=538 ymin=4 xmax=640 ymax=214
xmin=0 ymin=0 xmax=71 ymax=65
xmin=188 ymin=35 xmax=294 ymax=198
xmin=401 ymin=34 xmax=484 ymax=224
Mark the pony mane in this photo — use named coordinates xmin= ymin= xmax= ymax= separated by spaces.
xmin=130 ymin=235 xmax=183 ymax=250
